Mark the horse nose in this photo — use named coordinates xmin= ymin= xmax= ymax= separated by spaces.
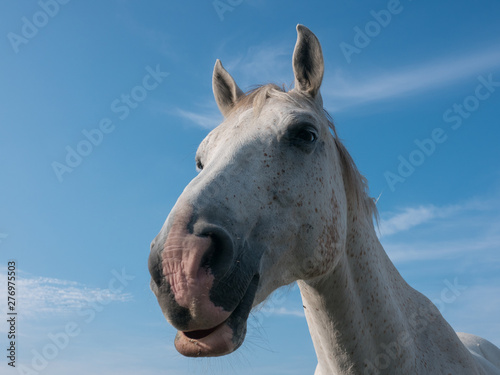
xmin=148 ymin=237 xmax=163 ymax=291
xmin=196 ymin=224 xmax=235 ymax=279
xmin=149 ymin=223 xmax=235 ymax=288
xmin=161 ymin=221 xmax=235 ymax=299
xmin=149 ymin=209 xmax=237 ymax=330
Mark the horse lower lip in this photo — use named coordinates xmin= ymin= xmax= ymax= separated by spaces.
xmin=175 ymin=320 xmax=237 ymax=357
xmin=174 ymin=275 xmax=259 ymax=357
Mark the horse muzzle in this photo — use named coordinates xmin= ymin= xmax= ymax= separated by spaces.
xmin=148 ymin=204 xmax=260 ymax=356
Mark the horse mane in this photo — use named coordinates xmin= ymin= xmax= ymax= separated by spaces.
xmin=229 ymin=84 xmax=378 ymax=223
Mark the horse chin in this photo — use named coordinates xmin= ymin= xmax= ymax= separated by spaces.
xmin=174 ymin=320 xmax=246 ymax=357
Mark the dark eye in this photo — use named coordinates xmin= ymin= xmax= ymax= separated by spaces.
xmin=295 ymin=127 xmax=317 ymax=143
xmin=196 ymin=159 xmax=204 ymax=172
xmin=290 ymin=124 xmax=318 ymax=146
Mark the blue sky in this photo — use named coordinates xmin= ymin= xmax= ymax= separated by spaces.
xmin=0 ymin=0 xmax=499 ymax=374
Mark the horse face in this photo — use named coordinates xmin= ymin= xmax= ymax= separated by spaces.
xmin=148 ymin=25 xmax=347 ymax=357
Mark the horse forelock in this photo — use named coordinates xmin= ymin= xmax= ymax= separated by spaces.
xmin=228 ymin=83 xmax=378 ymax=224
xmin=230 ymin=83 xmax=286 ymax=115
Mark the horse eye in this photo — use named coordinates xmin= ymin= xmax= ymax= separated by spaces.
xmin=295 ymin=127 xmax=318 ymax=143
xmin=196 ymin=159 xmax=204 ymax=171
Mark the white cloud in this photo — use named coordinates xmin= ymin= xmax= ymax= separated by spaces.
xmin=379 ymin=205 xmax=437 ymax=237
xmin=377 ymin=197 xmax=500 ymax=347
xmin=251 ymin=284 xmax=305 ymax=319
xmin=214 ymin=37 xmax=500 ymax=112
xmin=323 ymin=46 xmax=500 ymax=111
xmin=258 ymin=306 xmax=305 ymax=318
xmin=175 ymin=108 xmax=222 ymax=130
xmin=173 ymin=39 xmax=291 ymax=130
xmin=384 ymin=234 xmax=500 ymax=263
xmin=183 ymin=43 xmax=500 ymax=123
xmin=0 ymin=270 xmax=133 ymax=320
xmin=378 ymin=204 xmax=460 ymax=237
xmin=379 ymin=196 xmax=500 ymax=262
xmin=223 ymin=40 xmax=292 ymax=89
xmin=377 ymin=196 xmax=500 ymax=238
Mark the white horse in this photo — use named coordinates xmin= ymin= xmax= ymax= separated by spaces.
xmin=148 ymin=25 xmax=500 ymax=374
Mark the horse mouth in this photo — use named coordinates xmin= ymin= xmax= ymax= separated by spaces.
xmin=183 ymin=322 xmax=224 ymax=340
xmin=174 ymin=274 xmax=260 ymax=357
xmin=175 ymin=320 xmax=235 ymax=357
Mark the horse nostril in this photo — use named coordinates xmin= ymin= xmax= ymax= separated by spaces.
xmin=197 ymin=226 xmax=235 ymax=278
xmin=200 ymin=235 xmax=215 ymax=271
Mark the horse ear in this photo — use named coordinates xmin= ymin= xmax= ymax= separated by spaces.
xmin=212 ymin=59 xmax=244 ymax=117
xmin=292 ymin=25 xmax=324 ymax=101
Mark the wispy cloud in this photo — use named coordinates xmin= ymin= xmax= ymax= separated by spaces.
xmin=257 ymin=306 xmax=305 ymax=318
xmin=379 ymin=205 xmax=437 ymax=237
xmin=379 ymin=198 xmax=499 ymax=238
xmin=174 ymin=43 xmax=500 ymax=127
xmin=384 ymin=234 xmax=500 ymax=263
xmin=0 ymin=270 xmax=132 ymax=319
xmin=173 ymin=39 xmax=292 ymax=130
xmin=323 ymin=46 xmax=500 ymax=110
xmin=251 ymin=284 xmax=305 ymax=319
xmin=213 ymin=37 xmax=500 ymax=111
xmin=223 ymin=40 xmax=292 ymax=89
xmin=379 ymin=196 xmax=500 ymax=262
xmin=378 ymin=204 xmax=460 ymax=237
xmin=175 ymin=108 xmax=222 ymax=130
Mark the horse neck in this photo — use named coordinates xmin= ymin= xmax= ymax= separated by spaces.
xmin=298 ymin=212 xmax=400 ymax=366
xmin=298 ymin=209 xmax=483 ymax=374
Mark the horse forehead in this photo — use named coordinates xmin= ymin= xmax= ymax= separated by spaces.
xmin=260 ymin=98 xmax=321 ymax=123
xmin=204 ymin=99 xmax=324 ymax=154
xmin=227 ymin=101 xmax=321 ymax=134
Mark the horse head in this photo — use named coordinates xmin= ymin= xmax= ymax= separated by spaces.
xmin=148 ymin=25 xmax=356 ymax=357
